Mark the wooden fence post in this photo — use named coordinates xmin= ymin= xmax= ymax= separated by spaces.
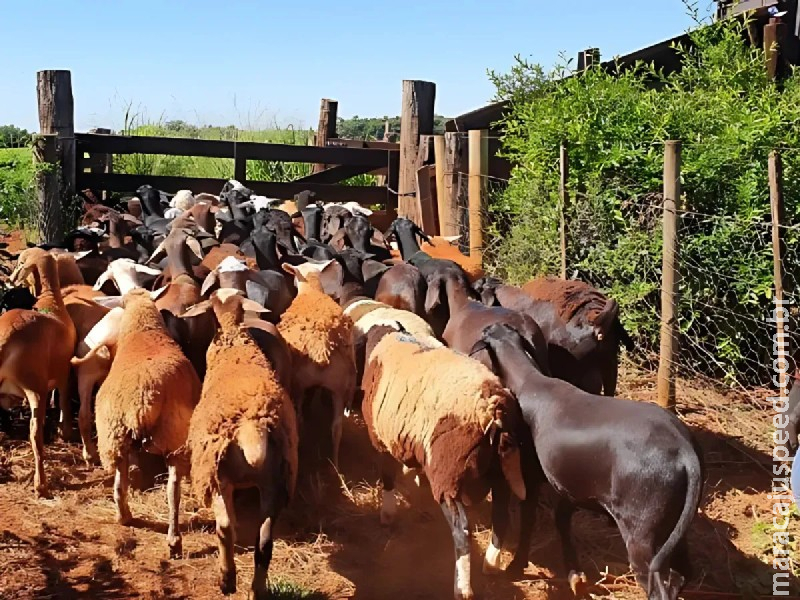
xmin=443 ymin=132 xmax=465 ymax=240
xmin=398 ymin=80 xmax=436 ymax=224
xmin=770 ymin=150 xmax=787 ymax=304
xmin=37 ymin=69 xmax=75 ymax=231
xmin=657 ymin=140 xmax=681 ymax=409
xmin=764 ymin=17 xmax=784 ymax=81
xmin=33 ymin=135 xmax=61 ymax=244
xmin=433 ymin=135 xmax=447 ymax=235
xmin=313 ymin=98 xmax=338 ymax=173
xmin=468 ymin=129 xmax=489 ymax=261
xmin=559 ymin=142 xmax=569 ymax=279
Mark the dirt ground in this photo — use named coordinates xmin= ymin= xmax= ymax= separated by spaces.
xmin=0 ymin=231 xmax=796 ymax=599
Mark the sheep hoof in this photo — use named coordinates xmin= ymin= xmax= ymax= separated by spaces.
xmin=34 ymin=484 xmax=51 ymax=499
xmin=504 ymin=558 xmax=527 ymax=580
xmin=482 ymin=542 xmax=502 ymax=575
xmin=117 ymin=510 xmax=133 ymax=526
xmin=168 ymin=538 xmax=182 ymax=559
xmin=219 ymin=571 xmax=236 ymax=595
xmin=568 ymin=570 xmax=588 ymax=596
xmin=83 ymin=450 xmax=100 ymax=467
xmin=249 ymin=587 xmax=271 ymax=600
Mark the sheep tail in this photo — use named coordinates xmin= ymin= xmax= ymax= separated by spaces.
xmin=237 ymin=420 xmax=268 ymax=469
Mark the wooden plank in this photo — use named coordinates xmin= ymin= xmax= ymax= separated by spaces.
xmin=295 ymin=163 xmax=375 ymax=184
xmin=314 ymin=99 xmax=338 ymax=173
xmin=770 ymin=150 xmax=787 ymax=302
xmin=657 ymin=140 xmax=681 ymax=410
xmin=468 ymin=130 xmax=488 ymax=261
xmin=398 ymin=80 xmax=436 ymax=223
xmin=76 ymin=172 xmax=389 ymax=205
xmin=37 ymin=70 xmax=75 ymax=203
xmin=443 ymin=132 xmax=466 ymax=240
xmin=326 ymin=138 xmax=400 ymax=150
xmin=433 ymin=135 xmax=446 ymax=236
xmin=559 ymin=142 xmax=569 ymax=279
xmin=416 ymin=165 xmax=438 ymax=234
xmin=33 ymin=134 xmax=61 ymax=244
xmin=764 ymin=18 xmax=784 ymax=81
xmin=74 ymin=133 xmax=391 ymax=167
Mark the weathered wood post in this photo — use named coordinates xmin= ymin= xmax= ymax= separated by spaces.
xmin=36 ymin=70 xmax=75 ymax=243
xmin=443 ymin=132 xmax=467 ymax=244
xmin=398 ymin=80 xmax=436 ymax=224
xmin=657 ymin=140 xmax=681 ymax=409
xmin=33 ymin=135 xmax=61 ymax=244
xmin=313 ymin=98 xmax=338 ymax=173
xmin=559 ymin=141 xmax=569 ymax=279
xmin=433 ymin=135 xmax=447 ymax=235
xmin=770 ymin=150 xmax=786 ymax=304
xmin=468 ymin=129 xmax=489 ymax=261
xmin=764 ymin=17 xmax=785 ymax=81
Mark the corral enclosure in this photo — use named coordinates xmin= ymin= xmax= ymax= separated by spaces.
xmin=1 ymin=5 xmax=800 ymax=600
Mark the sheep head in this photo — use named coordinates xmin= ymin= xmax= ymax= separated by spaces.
xmin=93 ymin=258 xmax=162 ymax=295
xmin=282 ymin=259 xmax=342 ymax=294
xmin=181 ymin=288 xmax=269 ymax=332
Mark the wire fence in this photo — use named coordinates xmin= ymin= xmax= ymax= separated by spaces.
xmin=444 ymin=145 xmax=799 ymax=402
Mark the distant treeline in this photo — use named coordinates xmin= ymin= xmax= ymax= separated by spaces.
xmin=0 ymin=125 xmax=31 ymax=148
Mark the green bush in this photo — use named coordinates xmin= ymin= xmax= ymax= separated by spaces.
xmin=487 ymin=12 xmax=800 ymax=384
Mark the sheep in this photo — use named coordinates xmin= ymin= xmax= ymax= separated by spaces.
xmin=93 ymin=287 xmax=201 ymax=557
xmin=277 ymin=259 xmax=356 ymax=467
xmin=182 ymin=289 xmax=298 ymax=597
xmin=374 ymin=263 xmax=427 ymax=317
xmin=471 ymin=322 xmax=703 ymax=600
xmin=0 ymin=248 xmax=77 ymax=496
xmin=360 ymin=323 xmax=527 ymax=600
xmin=169 ymin=189 xmax=195 ymax=211
xmin=93 ymin=258 xmax=162 ymax=295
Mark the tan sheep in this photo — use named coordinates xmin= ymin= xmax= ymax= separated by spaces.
xmin=361 ymin=325 xmax=526 ymax=600
xmin=93 ymin=287 xmax=201 ymax=557
xmin=278 ymin=260 xmax=356 ymax=467
xmin=0 ymin=249 xmax=77 ymax=496
xmin=182 ymin=289 xmax=298 ymax=598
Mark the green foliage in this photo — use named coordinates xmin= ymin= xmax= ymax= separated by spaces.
xmin=336 ymin=115 xmax=448 ymax=139
xmin=488 ymin=13 xmax=800 ymax=383
xmin=0 ymin=147 xmax=36 ymax=228
xmin=0 ymin=125 xmax=31 ymax=148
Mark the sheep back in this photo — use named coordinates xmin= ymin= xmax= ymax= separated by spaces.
xmin=277 ymin=287 xmax=354 ymax=367
xmin=362 ymin=332 xmax=510 ymax=503
xmin=95 ymin=329 xmax=200 ymax=470
xmin=346 ymin=300 xmax=441 ymax=346
xmin=187 ymin=342 xmax=298 ymax=506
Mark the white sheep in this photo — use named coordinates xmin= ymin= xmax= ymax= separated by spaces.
xmin=169 ymin=189 xmax=195 ymax=211
xmin=93 ymin=258 xmax=162 ymax=295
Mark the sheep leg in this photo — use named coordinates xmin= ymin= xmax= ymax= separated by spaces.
xmin=77 ymin=376 xmax=99 ymax=465
xmin=555 ymin=499 xmax=587 ymax=595
xmin=214 ymin=485 xmax=237 ymax=595
xmin=114 ymin=453 xmax=133 ymax=525
xmin=166 ymin=462 xmax=182 ymax=559
xmin=57 ymin=377 xmax=73 ymax=443
xmin=484 ymin=477 xmax=511 ymax=574
xmin=25 ymin=390 xmax=48 ymax=498
xmin=506 ymin=492 xmax=538 ymax=577
xmin=441 ymin=499 xmax=473 ymax=600
xmin=330 ymin=387 xmax=348 ymax=469
xmin=252 ymin=488 xmax=285 ymax=600
xmin=380 ymin=455 xmax=401 ymax=526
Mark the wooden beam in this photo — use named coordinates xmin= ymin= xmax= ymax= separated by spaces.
xmin=764 ymin=17 xmax=785 ymax=81
xmin=442 ymin=131 xmax=466 ymax=239
xmin=468 ymin=130 xmax=489 ymax=261
xmin=559 ymin=142 xmax=569 ymax=279
xmin=398 ymin=80 xmax=436 ymax=224
xmin=433 ymin=135 xmax=447 ymax=236
xmin=326 ymin=138 xmax=400 ymax=150
xmin=770 ymin=150 xmax=787 ymax=302
xmin=657 ymin=140 xmax=681 ymax=410
xmin=295 ymin=163 xmax=375 ymax=184
xmin=37 ymin=69 xmax=76 ymax=204
xmin=74 ymin=133 xmax=391 ymax=167
xmin=416 ymin=165 xmax=438 ymax=234
xmin=77 ymin=172 xmax=390 ymax=205
xmin=33 ymin=135 xmax=61 ymax=244
xmin=314 ymin=99 xmax=338 ymax=173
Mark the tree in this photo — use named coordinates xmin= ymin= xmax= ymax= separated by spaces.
xmin=0 ymin=125 xmax=31 ymax=148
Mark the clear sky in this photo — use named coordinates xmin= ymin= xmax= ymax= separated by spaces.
xmin=0 ymin=0 xmax=715 ymax=132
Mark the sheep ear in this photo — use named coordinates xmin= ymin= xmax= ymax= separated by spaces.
xmin=96 ymin=345 xmax=112 ymax=361
xmin=200 ymin=270 xmax=219 ymax=297
xmin=134 ymin=264 xmax=162 ymax=278
xmin=281 ymin=263 xmax=298 ymax=276
xmin=150 ymin=285 xmax=169 ymax=302
xmin=71 ymin=250 xmax=94 ymax=261
xmin=180 ymin=300 xmax=212 ymax=318
xmin=92 ymin=296 xmax=124 ymax=309
xmin=424 ymin=277 xmax=442 ymax=313
xmin=240 ymin=298 xmax=271 ymax=314
xmin=186 ymin=236 xmax=204 ymax=259
xmin=92 ymin=269 xmax=112 ymax=292
xmin=442 ymin=235 xmax=461 ymax=244
xmin=362 ymin=260 xmax=389 ymax=282
xmin=148 ymin=239 xmax=167 ymax=264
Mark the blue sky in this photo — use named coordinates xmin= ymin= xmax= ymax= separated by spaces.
xmin=0 ymin=1 xmax=715 ymax=132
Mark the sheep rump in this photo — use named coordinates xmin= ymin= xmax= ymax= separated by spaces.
xmin=187 ymin=342 xmax=298 ymax=506
xmin=361 ymin=331 xmax=512 ymax=503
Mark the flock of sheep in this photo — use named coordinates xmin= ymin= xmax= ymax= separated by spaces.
xmin=0 ymin=181 xmax=704 ymax=600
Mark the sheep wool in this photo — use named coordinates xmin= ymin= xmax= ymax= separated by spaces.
xmin=345 ymin=299 xmax=442 ymax=347
xmin=277 ymin=274 xmax=354 ymax=368
xmin=95 ymin=292 xmax=201 ymax=471
xmin=362 ymin=331 xmax=513 ymax=503
xmin=187 ymin=327 xmax=298 ymax=506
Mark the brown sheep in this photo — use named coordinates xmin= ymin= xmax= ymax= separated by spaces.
xmin=183 ymin=289 xmax=298 ymax=598
xmin=0 ymin=249 xmax=77 ymax=496
xmin=94 ymin=288 xmax=201 ymax=557
xmin=278 ymin=260 xmax=356 ymax=467
xmin=361 ymin=324 xmax=526 ymax=600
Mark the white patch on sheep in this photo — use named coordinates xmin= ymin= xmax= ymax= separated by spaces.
xmin=482 ymin=542 xmax=502 ymax=574
xmin=455 ymin=554 xmax=472 ymax=599
xmin=217 ymin=256 xmax=248 ymax=273
xmin=228 ymin=179 xmax=247 ymax=192
xmin=170 ymin=189 xmax=195 ymax=210
xmin=164 ymin=207 xmax=184 ymax=219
